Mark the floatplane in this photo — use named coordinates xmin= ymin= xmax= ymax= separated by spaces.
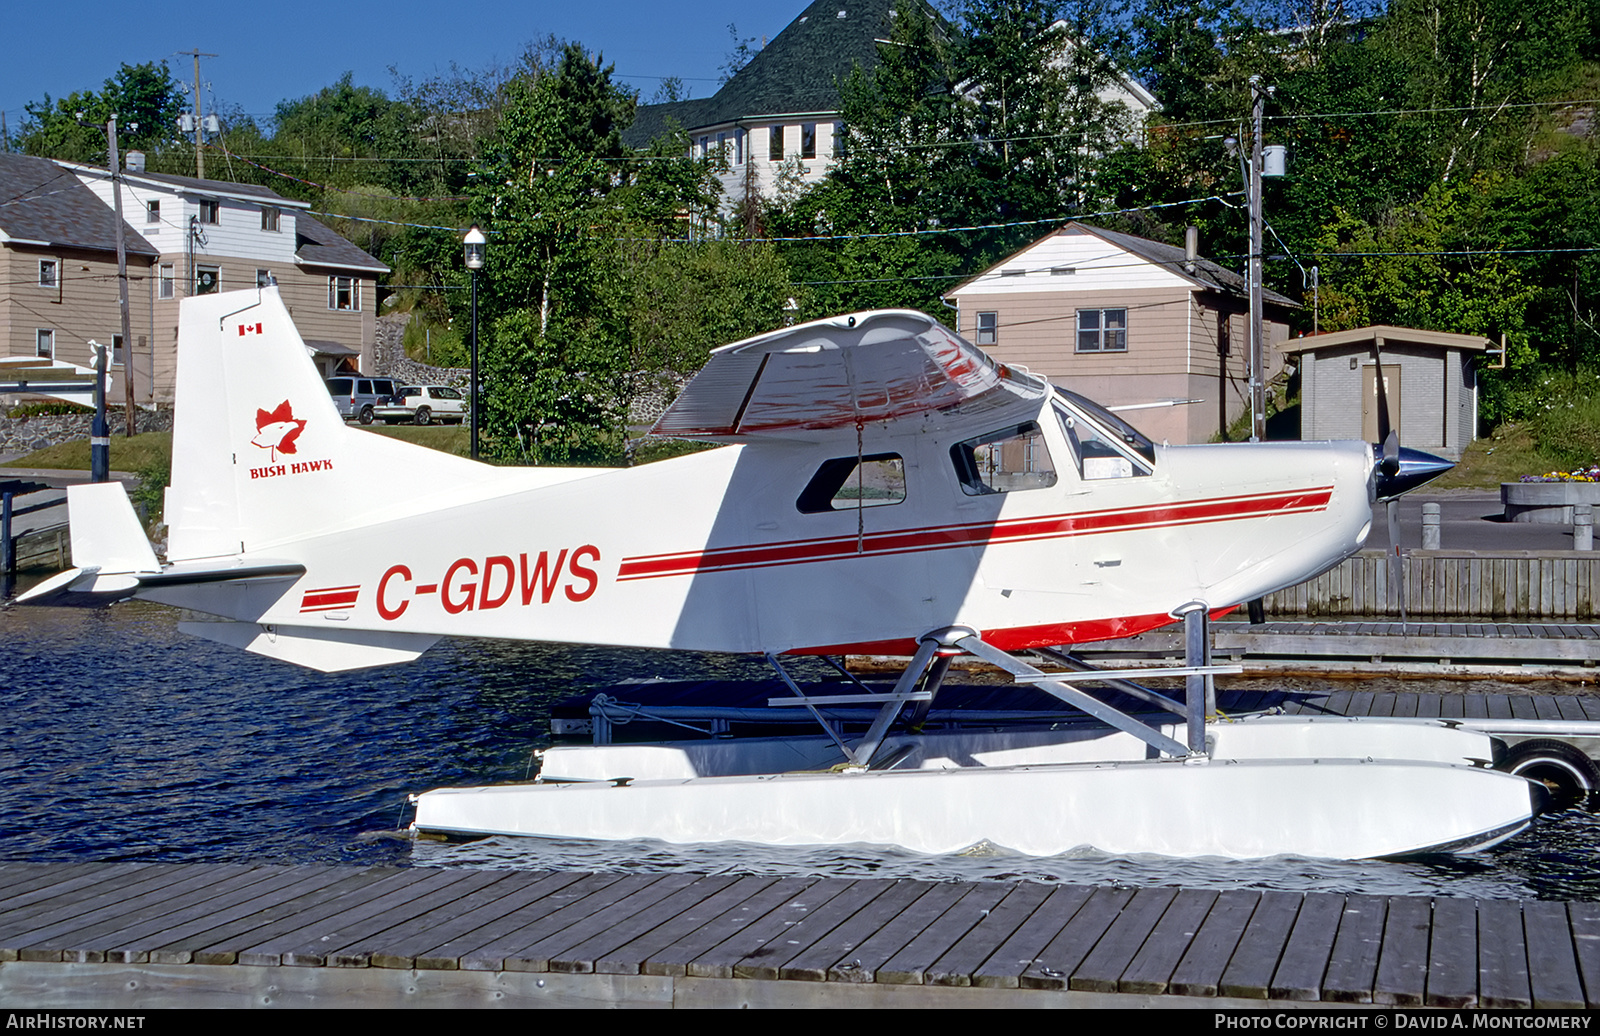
xmin=21 ymin=286 xmax=1547 ymax=859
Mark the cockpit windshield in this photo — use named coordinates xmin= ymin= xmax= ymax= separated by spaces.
xmin=1053 ymin=388 xmax=1158 ymax=465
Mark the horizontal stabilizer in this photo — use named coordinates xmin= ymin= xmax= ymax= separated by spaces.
xmin=177 ymin=620 xmax=440 ymax=672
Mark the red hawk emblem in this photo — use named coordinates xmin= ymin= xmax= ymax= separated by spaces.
xmin=252 ymin=400 xmax=306 ymax=462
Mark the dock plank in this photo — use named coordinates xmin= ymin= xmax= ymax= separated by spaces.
xmin=922 ymin=880 xmax=1055 ymax=987
xmin=1020 ymin=886 xmax=1135 ymax=991
xmin=730 ymin=878 xmax=898 ymax=982
xmin=970 ymin=885 xmax=1094 ymax=989
xmin=827 ymin=881 xmax=968 ymax=984
xmin=1322 ymin=895 xmax=1388 ymax=1003
xmin=554 ymin=874 xmax=747 ymax=976
xmin=601 ymin=875 xmax=781 ymax=976
xmin=508 ymin=873 xmax=704 ymax=974
xmin=1168 ymin=889 xmax=1261 ymax=997
xmin=781 ymin=879 xmax=931 ymax=983
xmin=1070 ymin=886 xmax=1177 ymax=993
xmin=876 ymin=882 xmax=1014 ymax=985
xmin=692 ymin=876 xmax=857 ymax=980
xmin=1118 ymin=888 xmax=1218 ymax=995
xmin=1523 ymin=901 xmax=1586 ymax=1010
xmin=1219 ymin=890 xmax=1303 ymax=999
xmin=1477 ymin=899 xmax=1531 ymax=1009
xmin=1270 ymin=893 xmax=1345 ymax=1001
xmin=1426 ymin=896 xmax=1478 ymax=1008
xmin=647 ymin=877 xmax=817 ymax=979
xmin=1374 ymin=896 xmax=1431 ymax=1006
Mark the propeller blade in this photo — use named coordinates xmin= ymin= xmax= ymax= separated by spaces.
xmin=1371 ymin=339 xmax=1394 ymax=447
xmin=1374 ymin=446 xmax=1455 ymax=500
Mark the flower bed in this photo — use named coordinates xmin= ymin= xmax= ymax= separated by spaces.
xmin=1503 ymin=475 xmax=1600 ymax=524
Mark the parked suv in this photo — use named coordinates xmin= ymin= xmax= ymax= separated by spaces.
xmin=374 ymin=385 xmax=468 ymax=425
xmin=326 ymin=377 xmax=398 ymax=425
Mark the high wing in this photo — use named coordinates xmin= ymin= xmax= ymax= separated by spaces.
xmin=651 ymin=310 xmax=1047 ymax=441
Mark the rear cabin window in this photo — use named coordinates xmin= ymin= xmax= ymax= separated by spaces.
xmin=797 ymin=454 xmax=906 ymax=513
xmin=950 ymin=422 xmax=1056 ymax=495
xmin=327 ymin=379 xmax=352 ymax=396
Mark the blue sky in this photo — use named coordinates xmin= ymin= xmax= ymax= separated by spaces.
xmin=2 ymin=1 xmax=807 ymax=135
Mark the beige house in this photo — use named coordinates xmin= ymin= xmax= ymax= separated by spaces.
xmin=943 ymin=223 xmax=1296 ymax=445
xmin=0 ymin=152 xmax=387 ymax=406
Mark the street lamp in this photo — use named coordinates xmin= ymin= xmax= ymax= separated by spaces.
xmin=463 ymin=225 xmax=486 ymax=461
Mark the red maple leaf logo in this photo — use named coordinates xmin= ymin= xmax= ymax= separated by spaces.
xmin=251 ymin=400 xmax=307 ymax=462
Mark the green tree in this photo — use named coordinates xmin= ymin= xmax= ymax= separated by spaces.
xmin=18 ymin=63 xmax=185 ymax=163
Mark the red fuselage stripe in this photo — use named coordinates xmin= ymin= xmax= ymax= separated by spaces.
xmin=616 ymin=487 xmax=1334 ymax=582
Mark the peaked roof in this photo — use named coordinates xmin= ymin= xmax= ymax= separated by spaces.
xmin=0 ymin=153 xmax=158 ymax=256
xmin=947 ymin=222 xmax=1297 ymax=307
xmin=295 ymin=215 xmax=390 ymax=273
xmin=624 ymin=0 xmax=909 ymax=146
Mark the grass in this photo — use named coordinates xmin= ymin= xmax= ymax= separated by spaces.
xmin=356 ymin=423 xmax=471 ymax=457
xmin=5 ymin=432 xmax=172 ymax=473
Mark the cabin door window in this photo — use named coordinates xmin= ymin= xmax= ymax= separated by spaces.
xmin=951 ymin=423 xmax=1056 ymax=495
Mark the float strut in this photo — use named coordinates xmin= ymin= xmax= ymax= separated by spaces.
xmin=1176 ymin=602 xmax=1212 ymax=755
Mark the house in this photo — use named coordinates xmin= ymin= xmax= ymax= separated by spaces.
xmin=0 ymin=153 xmax=159 ymax=385
xmin=1280 ymin=326 xmax=1490 ymax=460
xmin=623 ymin=0 xmax=1157 ymax=209
xmin=943 ymin=222 xmax=1297 ymax=446
xmin=0 ymin=151 xmax=388 ymax=407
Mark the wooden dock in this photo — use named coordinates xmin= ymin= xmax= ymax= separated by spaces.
xmin=1074 ymin=620 xmax=1600 ymax=677
xmin=0 ymin=860 xmax=1596 ymax=1008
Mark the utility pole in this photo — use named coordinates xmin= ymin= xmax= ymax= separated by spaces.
xmin=106 ymin=116 xmax=136 ymax=436
xmin=1248 ymin=74 xmax=1266 ymax=444
xmin=178 ymin=49 xmax=218 ymax=178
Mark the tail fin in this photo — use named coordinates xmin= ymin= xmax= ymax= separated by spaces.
xmin=164 ymin=286 xmax=494 ymax=562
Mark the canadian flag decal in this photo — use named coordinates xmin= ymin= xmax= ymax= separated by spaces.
xmin=252 ymin=400 xmax=306 ymax=462
xmin=238 ymin=322 xmax=264 ymax=336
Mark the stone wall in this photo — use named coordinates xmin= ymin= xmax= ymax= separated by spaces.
xmin=0 ymin=409 xmax=173 ymax=458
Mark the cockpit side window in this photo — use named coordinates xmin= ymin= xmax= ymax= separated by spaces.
xmin=950 ymin=422 xmax=1057 ymax=495
xmin=797 ymin=453 xmax=907 ymax=513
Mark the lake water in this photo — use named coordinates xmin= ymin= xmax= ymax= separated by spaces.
xmin=3 ymin=600 xmax=1597 ymax=902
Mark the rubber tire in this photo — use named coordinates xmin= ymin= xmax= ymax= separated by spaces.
xmin=1499 ymin=738 xmax=1600 ymax=803
xmin=358 ymin=406 xmax=374 ymax=425
xmin=414 ymin=407 xmax=432 ymax=426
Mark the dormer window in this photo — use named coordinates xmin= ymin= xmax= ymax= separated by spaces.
xmin=198 ymin=199 xmax=220 ymax=224
xmin=261 ymin=206 xmax=280 ymax=232
xmin=146 ymin=200 xmax=160 ymax=224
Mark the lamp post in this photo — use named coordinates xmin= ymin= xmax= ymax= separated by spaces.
xmin=463 ymin=225 xmax=486 ymax=461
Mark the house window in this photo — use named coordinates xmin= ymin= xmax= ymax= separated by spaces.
xmin=698 ymin=136 xmax=709 ymax=158
xmin=195 ymin=264 xmax=220 ymax=295
xmin=734 ymin=128 xmax=745 ymax=164
xmin=146 ymin=200 xmax=160 ymax=224
xmin=112 ymin=333 xmax=125 ymax=367
xmin=158 ymin=264 xmax=174 ymax=300
xmin=198 ymin=198 xmax=220 ymax=224
xmin=1076 ymin=308 xmax=1127 ymax=352
xmin=834 ymin=121 xmax=845 ymax=157
xmin=976 ymin=312 xmax=998 ymax=345
xmin=38 ymin=259 xmax=57 ymax=288
xmin=769 ymin=125 xmax=784 ymax=161
xmin=716 ymin=132 xmax=727 ymax=161
xmin=255 ymin=269 xmax=274 ymax=288
xmin=36 ymin=329 xmax=54 ymax=358
xmin=801 ymin=123 xmax=817 ymax=159
xmin=328 ymin=276 xmax=358 ymax=311
xmin=261 ymin=206 xmax=280 ymax=232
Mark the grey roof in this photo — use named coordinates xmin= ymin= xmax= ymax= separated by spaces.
xmin=121 ymin=169 xmax=301 ymax=204
xmin=294 ymin=215 xmax=389 ymax=273
xmin=1077 ymin=223 xmax=1298 ymax=307
xmin=0 ymin=153 xmax=158 ymax=256
xmin=624 ymin=0 xmax=910 ymax=146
